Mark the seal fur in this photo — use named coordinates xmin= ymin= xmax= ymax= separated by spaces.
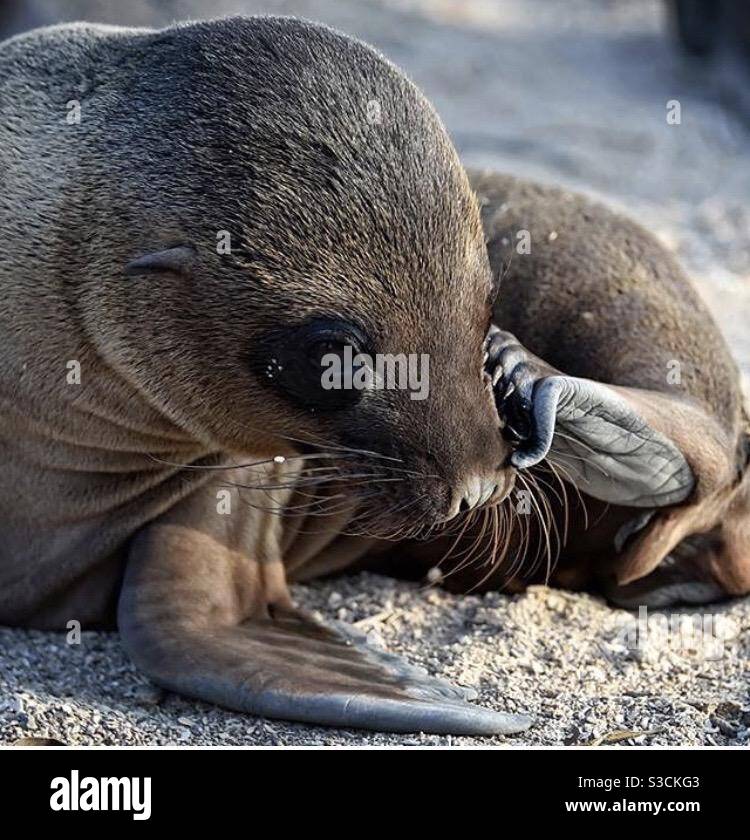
xmin=0 ymin=17 xmax=523 ymax=734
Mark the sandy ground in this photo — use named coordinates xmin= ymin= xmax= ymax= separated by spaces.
xmin=1 ymin=0 xmax=749 ymax=746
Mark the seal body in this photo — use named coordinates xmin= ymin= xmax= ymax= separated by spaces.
xmin=1 ymin=17 xmax=528 ymax=735
xmin=1 ymin=17 xmax=747 ymax=735
xmin=380 ymin=172 xmax=750 ymax=607
xmin=0 ymin=17 xmax=508 ymax=622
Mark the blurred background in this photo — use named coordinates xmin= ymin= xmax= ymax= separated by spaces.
xmin=2 ymin=0 xmax=749 ymax=374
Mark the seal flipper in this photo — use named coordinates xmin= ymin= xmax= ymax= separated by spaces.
xmin=121 ymin=606 xmax=531 ymax=736
xmin=486 ymin=328 xmax=699 ymax=507
xmin=519 ymin=377 xmax=696 ymax=508
xmin=486 ymin=328 xmax=750 ymax=599
xmin=118 ymin=524 xmax=531 ymax=736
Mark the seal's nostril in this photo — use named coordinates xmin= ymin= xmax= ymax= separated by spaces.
xmin=479 ymin=482 xmax=499 ymax=507
xmin=445 ymin=475 xmax=506 ymax=522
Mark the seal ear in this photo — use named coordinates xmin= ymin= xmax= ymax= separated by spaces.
xmin=124 ymin=245 xmax=196 ymax=276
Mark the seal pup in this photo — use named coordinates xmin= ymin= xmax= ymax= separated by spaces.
xmin=0 ymin=17 xmax=526 ymax=735
xmin=2 ymin=17 xmax=748 ymax=736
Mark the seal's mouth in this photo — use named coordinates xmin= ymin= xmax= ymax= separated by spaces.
xmin=319 ymin=449 xmax=517 ymax=541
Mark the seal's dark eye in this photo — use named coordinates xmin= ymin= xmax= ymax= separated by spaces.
xmin=255 ymin=319 xmax=370 ymax=411
xmin=303 ymin=330 xmax=366 ymax=395
xmin=306 ymin=338 xmax=349 ymax=369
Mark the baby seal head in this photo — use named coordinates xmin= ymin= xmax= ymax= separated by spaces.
xmin=109 ymin=17 xmax=514 ymax=533
xmin=252 ymin=295 xmax=516 ymax=533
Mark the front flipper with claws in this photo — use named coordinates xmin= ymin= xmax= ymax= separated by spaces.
xmin=471 ymin=171 xmax=749 ymax=603
xmin=486 ymin=327 xmax=697 ymax=508
xmin=118 ymin=477 xmax=532 ymax=736
xmin=484 ymin=326 xmax=750 ymax=593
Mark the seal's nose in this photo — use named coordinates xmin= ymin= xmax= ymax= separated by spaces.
xmin=443 ymin=473 xmax=509 ymax=521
